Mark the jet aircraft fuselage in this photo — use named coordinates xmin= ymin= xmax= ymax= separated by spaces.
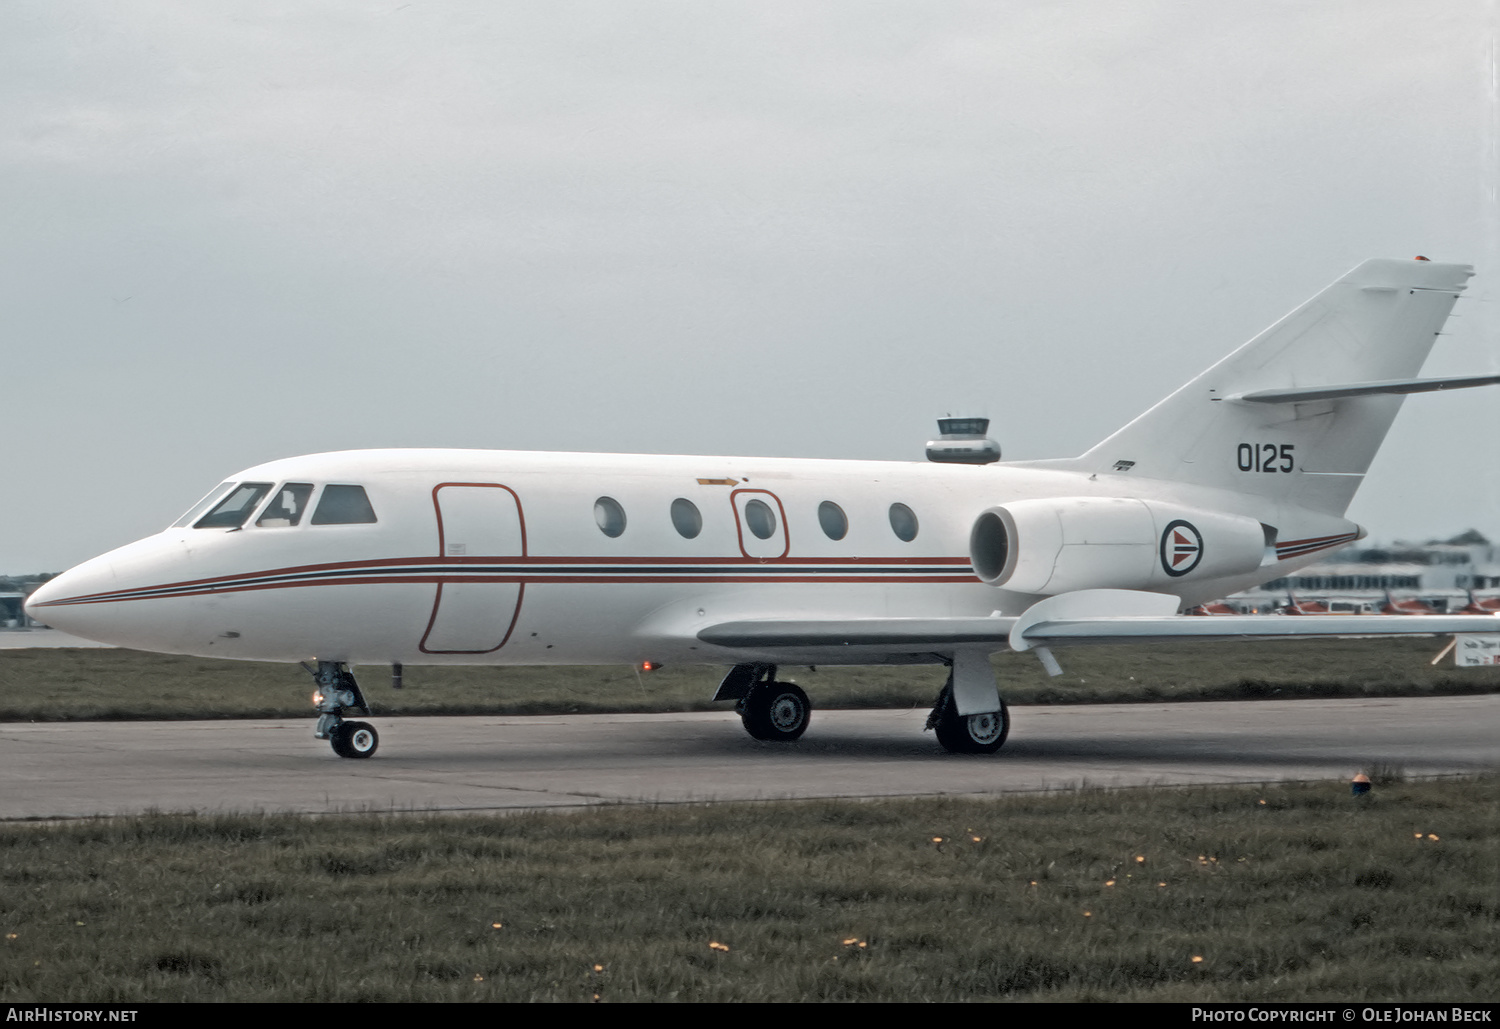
xmin=28 ymin=448 xmax=1360 ymax=668
xmin=27 ymin=257 xmax=1500 ymax=759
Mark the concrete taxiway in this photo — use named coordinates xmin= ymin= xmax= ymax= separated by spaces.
xmin=0 ymin=628 xmax=113 ymax=649
xmin=2 ymin=696 xmax=1495 ymax=819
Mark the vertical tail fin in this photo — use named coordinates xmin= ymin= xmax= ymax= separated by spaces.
xmin=1074 ymin=258 xmax=1473 ymax=514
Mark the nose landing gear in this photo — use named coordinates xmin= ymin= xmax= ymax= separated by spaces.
xmin=308 ymin=661 xmax=379 ymax=759
xmin=330 ymin=720 xmax=379 ymax=759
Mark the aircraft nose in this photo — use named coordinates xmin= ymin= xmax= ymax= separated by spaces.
xmin=24 ymin=565 xmax=99 ymax=637
xmin=22 ymin=536 xmax=190 ymax=645
xmin=22 ymin=577 xmax=59 ymax=621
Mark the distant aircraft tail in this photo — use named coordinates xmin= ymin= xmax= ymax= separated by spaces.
xmin=1068 ymin=258 xmax=1474 ymax=515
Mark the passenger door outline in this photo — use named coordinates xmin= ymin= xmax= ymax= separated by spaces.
xmin=420 ymin=482 xmax=527 ymax=654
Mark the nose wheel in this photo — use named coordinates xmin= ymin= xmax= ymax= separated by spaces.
xmin=308 ymin=661 xmax=378 ymax=759
xmin=330 ymin=721 xmax=379 ymax=759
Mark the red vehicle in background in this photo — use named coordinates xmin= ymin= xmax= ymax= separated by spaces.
xmin=1381 ymin=590 xmax=1437 ymax=615
xmin=1281 ymin=592 xmax=1335 ymax=615
xmin=1454 ymin=590 xmax=1500 ymax=615
xmin=1186 ymin=601 xmax=1239 ymax=616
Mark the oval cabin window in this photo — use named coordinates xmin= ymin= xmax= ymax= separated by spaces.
xmin=671 ymin=498 xmax=702 ymax=539
xmin=744 ymin=499 xmax=777 ymax=540
xmin=818 ymin=501 xmax=848 ymax=541
xmin=594 ymin=496 xmax=627 ymax=538
xmin=888 ymin=502 xmax=918 ymax=542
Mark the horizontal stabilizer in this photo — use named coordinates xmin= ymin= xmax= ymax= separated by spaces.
xmin=1230 ymin=373 xmax=1500 ymax=405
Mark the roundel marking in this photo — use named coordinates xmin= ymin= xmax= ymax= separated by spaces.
xmin=1160 ymin=519 xmax=1203 ymax=577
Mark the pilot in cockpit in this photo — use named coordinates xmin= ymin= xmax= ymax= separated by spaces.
xmin=255 ymin=483 xmax=314 ymax=527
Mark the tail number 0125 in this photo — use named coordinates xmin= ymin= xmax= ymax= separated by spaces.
xmin=1236 ymin=443 xmax=1294 ymax=473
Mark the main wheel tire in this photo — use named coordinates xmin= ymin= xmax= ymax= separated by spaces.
xmin=740 ymin=682 xmax=811 ymax=742
xmin=331 ymin=721 xmax=379 ymax=759
xmin=934 ymin=698 xmax=1009 ymax=754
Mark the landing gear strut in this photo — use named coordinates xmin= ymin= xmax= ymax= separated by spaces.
xmin=926 ymin=664 xmax=1009 ymax=754
xmin=308 ymin=661 xmax=379 ymax=759
xmin=717 ymin=663 xmax=812 ymax=742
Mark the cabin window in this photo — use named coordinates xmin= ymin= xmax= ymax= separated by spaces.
xmin=311 ymin=484 xmax=378 ymax=525
xmin=670 ymin=498 xmax=702 ymax=539
xmin=744 ymin=498 xmax=777 ymax=540
xmin=256 ymin=483 xmax=315 ymax=527
xmin=194 ymin=482 xmax=274 ymax=529
xmin=818 ymin=501 xmax=848 ymax=541
xmin=173 ymin=482 xmax=235 ymax=528
xmin=888 ymin=503 xmax=918 ymax=542
xmin=595 ymin=496 xmax=627 ymax=538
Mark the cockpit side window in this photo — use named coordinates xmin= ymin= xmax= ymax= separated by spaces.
xmin=194 ymin=482 xmax=274 ymax=529
xmin=311 ymin=484 xmax=378 ymax=525
xmin=255 ymin=483 xmax=315 ymax=527
xmin=172 ymin=482 xmax=236 ymax=528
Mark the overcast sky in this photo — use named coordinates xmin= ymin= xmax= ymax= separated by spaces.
xmin=4 ymin=1 xmax=1498 ymax=573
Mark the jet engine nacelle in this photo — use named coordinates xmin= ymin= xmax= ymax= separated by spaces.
xmin=969 ymin=497 xmax=1267 ymax=595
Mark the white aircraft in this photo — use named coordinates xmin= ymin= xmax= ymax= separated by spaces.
xmin=27 ymin=258 xmax=1500 ymax=759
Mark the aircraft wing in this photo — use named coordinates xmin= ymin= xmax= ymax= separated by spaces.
xmin=696 ymin=617 xmax=1017 ymax=649
xmin=695 ymin=612 xmax=1500 ymax=650
xmin=1017 ymin=613 xmax=1500 ymax=646
xmin=1008 ymin=590 xmax=1500 ymax=653
xmin=696 ymin=590 xmax=1500 ymax=660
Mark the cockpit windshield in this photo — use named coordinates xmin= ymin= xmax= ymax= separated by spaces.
xmin=256 ymin=483 xmax=315 ymax=527
xmin=311 ymin=484 xmax=378 ymax=525
xmin=171 ymin=483 xmax=236 ymax=528
xmin=174 ymin=480 xmax=378 ymax=530
xmin=194 ymin=482 xmax=274 ymax=529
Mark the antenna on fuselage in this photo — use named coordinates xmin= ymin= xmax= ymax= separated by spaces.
xmin=926 ymin=417 xmax=1000 ymax=465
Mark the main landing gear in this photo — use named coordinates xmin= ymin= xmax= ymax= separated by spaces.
xmin=926 ymin=663 xmax=1010 ymax=754
xmin=308 ymin=661 xmax=379 ymax=759
xmin=715 ymin=659 xmax=1010 ymax=753
xmin=716 ymin=664 xmax=811 ymax=742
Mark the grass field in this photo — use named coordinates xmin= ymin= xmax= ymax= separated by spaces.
xmin=1 ymin=777 xmax=1494 ymax=1002
xmin=1 ymin=638 xmax=1498 ymax=722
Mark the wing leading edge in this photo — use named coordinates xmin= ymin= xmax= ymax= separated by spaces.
xmin=1019 ymin=613 xmax=1500 ymax=645
xmin=696 ymin=589 xmax=1500 ymax=656
xmin=696 ymin=617 xmax=1017 ymax=649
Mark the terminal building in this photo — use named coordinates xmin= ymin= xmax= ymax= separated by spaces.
xmin=0 ymin=579 xmax=47 ymax=628
xmin=1233 ymin=530 xmax=1500 ymax=613
xmin=1 ymin=591 xmax=32 ymax=627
